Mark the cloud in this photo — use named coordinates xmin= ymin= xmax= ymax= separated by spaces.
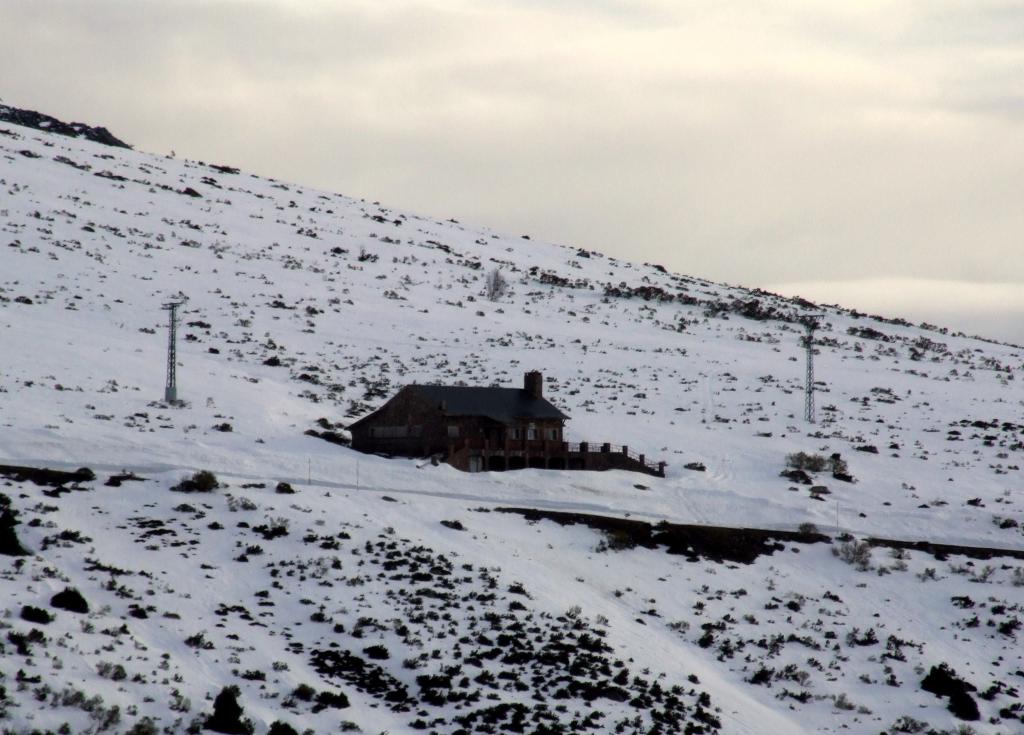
xmin=767 ymin=278 xmax=1024 ymax=345
xmin=1 ymin=0 xmax=1021 ymax=341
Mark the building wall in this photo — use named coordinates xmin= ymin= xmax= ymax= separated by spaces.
xmin=354 ymin=398 xmax=662 ymax=477
xmin=350 ymin=387 xmax=448 ymax=456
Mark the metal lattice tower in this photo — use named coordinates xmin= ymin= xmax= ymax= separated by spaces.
xmin=162 ymin=298 xmax=187 ymax=404
xmin=802 ymin=315 xmax=824 ymax=423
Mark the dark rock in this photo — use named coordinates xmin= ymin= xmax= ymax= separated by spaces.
xmin=0 ymin=104 xmax=131 ymax=148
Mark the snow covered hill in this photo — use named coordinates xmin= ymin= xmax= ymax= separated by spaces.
xmin=0 ymin=112 xmax=1021 ymax=735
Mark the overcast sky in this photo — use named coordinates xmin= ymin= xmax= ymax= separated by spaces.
xmin=3 ymin=0 xmax=1022 ymax=343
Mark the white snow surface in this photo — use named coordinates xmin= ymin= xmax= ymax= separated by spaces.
xmin=0 ymin=120 xmax=1021 ymax=734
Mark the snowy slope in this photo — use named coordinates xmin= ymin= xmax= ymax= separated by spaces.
xmin=0 ymin=116 xmax=1021 ymax=735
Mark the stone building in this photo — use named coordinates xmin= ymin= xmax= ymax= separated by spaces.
xmin=349 ymin=371 xmax=664 ymax=476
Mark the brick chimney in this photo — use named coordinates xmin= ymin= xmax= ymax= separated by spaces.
xmin=524 ymin=370 xmax=543 ymax=399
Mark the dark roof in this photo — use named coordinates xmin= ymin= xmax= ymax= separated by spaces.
xmin=349 ymin=384 xmax=569 ymax=428
xmin=410 ymin=385 xmax=568 ymax=423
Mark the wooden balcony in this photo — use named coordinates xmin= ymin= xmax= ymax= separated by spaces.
xmin=447 ymin=437 xmax=665 ymax=477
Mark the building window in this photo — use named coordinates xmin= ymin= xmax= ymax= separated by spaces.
xmin=546 ymin=428 xmax=559 ymax=440
xmin=447 ymin=425 xmax=460 ymax=438
xmin=509 ymin=427 xmax=522 ymax=440
xmin=527 ymin=423 xmax=537 ymax=440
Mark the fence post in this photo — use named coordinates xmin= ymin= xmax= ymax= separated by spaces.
xmin=601 ymin=442 xmax=610 ymax=453
xmin=580 ymin=442 xmax=588 ymax=453
xmin=622 ymin=445 xmax=629 ymax=456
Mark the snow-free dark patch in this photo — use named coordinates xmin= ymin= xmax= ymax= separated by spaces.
xmin=866 ymin=537 xmax=1024 ymax=561
xmin=304 ymin=428 xmax=350 ymax=446
xmin=0 ymin=464 xmax=95 ymax=487
xmin=105 ymin=471 xmax=147 ymax=487
xmin=0 ymin=104 xmax=131 ymax=148
xmin=495 ymin=507 xmax=829 ymax=564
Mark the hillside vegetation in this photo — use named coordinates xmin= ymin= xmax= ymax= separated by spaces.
xmin=0 ymin=114 xmax=1021 ymax=734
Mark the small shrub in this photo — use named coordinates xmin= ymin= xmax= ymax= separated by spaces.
xmin=169 ymin=691 xmax=191 ymax=712
xmin=97 ymin=661 xmax=127 ymax=681
xmin=845 ymin=627 xmax=879 ymax=646
xmin=597 ymin=528 xmax=637 ymax=552
xmin=780 ymin=468 xmax=813 ymax=485
xmin=226 ymin=495 xmax=257 ymax=512
xmin=797 ymin=522 xmax=819 ymax=535
xmin=747 ymin=667 xmax=773 ymax=685
xmin=890 ymin=715 xmax=927 ymax=733
xmin=786 ymin=452 xmax=828 ymax=472
xmin=484 ymin=268 xmax=508 ymax=301
xmin=0 ymin=504 xmax=30 ymax=556
xmin=171 ymin=470 xmax=219 ymax=493
xmin=833 ymin=692 xmax=856 ymax=710
xmin=291 ymin=684 xmax=316 ymax=702
xmin=204 ymin=685 xmax=254 ymax=734
xmin=948 ymin=690 xmax=980 ymax=721
xmin=921 ymin=663 xmax=979 ymax=721
xmin=51 ymin=587 xmax=89 ymax=614
xmin=363 ymin=644 xmax=390 ymax=660
xmin=184 ymin=631 xmax=214 ymax=650
xmin=827 ymin=453 xmax=849 ymax=476
xmin=313 ymin=690 xmax=350 ymax=712
xmin=21 ymin=605 xmax=53 ymax=624
xmin=971 ymin=565 xmax=995 ymax=583
xmin=275 ymin=482 xmax=295 ymax=495
xmin=267 ymin=722 xmax=299 ymax=735
xmin=832 ymin=539 xmax=872 ymax=571
xmin=74 ymin=467 xmax=97 ymax=482
xmin=125 ymin=718 xmax=160 ymax=735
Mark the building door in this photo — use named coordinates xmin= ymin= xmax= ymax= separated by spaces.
xmin=468 ymin=456 xmax=483 ymax=473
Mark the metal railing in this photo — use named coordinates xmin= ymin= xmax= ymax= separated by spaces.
xmin=449 ymin=437 xmax=665 ymax=476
